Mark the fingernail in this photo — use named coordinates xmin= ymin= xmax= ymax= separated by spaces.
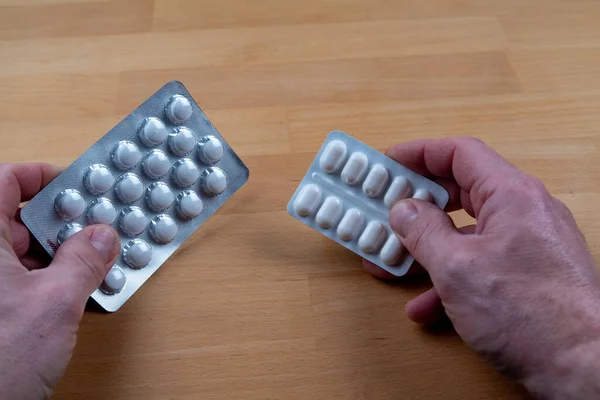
xmin=90 ymin=227 xmax=118 ymax=264
xmin=390 ymin=201 xmax=418 ymax=238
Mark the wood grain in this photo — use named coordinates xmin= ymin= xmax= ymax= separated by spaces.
xmin=1 ymin=0 xmax=598 ymax=398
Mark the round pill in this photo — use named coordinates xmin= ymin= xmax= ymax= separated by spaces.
xmin=413 ymin=189 xmax=433 ymax=203
xmin=380 ymin=235 xmax=404 ymax=266
xmin=320 ymin=140 xmax=347 ymax=173
xmin=172 ymin=158 xmax=200 ymax=187
xmin=138 ymin=117 xmax=168 ymax=146
xmin=362 ymin=164 xmax=389 ymax=198
xmin=115 ymin=173 xmax=144 ymax=203
xmin=341 ymin=152 xmax=368 ymax=186
xmin=166 ymin=95 xmax=193 ymax=125
xmin=149 ymin=215 xmax=178 ymax=244
xmin=201 ymin=167 xmax=228 ymax=195
xmin=293 ymin=184 xmax=322 ymax=217
xmin=119 ymin=207 xmax=147 ymax=236
xmin=336 ymin=208 xmax=364 ymax=242
xmin=101 ymin=265 xmax=127 ymax=294
xmin=384 ymin=177 xmax=412 ymax=208
xmin=168 ymin=127 xmax=196 ymax=156
xmin=197 ymin=136 xmax=224 ymax=164
xmin=315 ymin=196 xmax=343 ymax=229
xmin=358 ymin=221 xmax=387 ymax=254
xmin=57 ymin=223 xmax=83 ymax=244
xmin=87 ymin=198 xmax=117 ymax=225
xmin=123 ymin=239 xmax=152 ymax=269
xmin=84 ymin=164 xmax=114 ymax=195
xmin=146 ymin=182 xmax=174 ymax=211
xmin=55 ymin=189 xmax=86 ymax=220
xmin=175 ymin=190 xmax=203 ymax=220
xmin=111 ymin=141 xmax=142 ymax=170
xmin=142 ymin=150 xmax=170 ymax=179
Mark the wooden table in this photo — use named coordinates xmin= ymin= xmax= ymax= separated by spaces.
xmin=1 ymin=0 xmax=599 ymax=398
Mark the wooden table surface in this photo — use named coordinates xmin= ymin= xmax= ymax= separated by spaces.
xmin=2 ymin=0 xmax=600 ymax=398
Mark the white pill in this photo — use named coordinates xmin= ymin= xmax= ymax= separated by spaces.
xmin=336 ymin=208 xmax=364 ymax=241
xmin=166 ymin=95 xmax=193 ymax=125
xmin=319 ymin=140 xmax=347 ymax=173
xmin=293 ymin=184 xmax=322 ymax=217
xmin=119 ymin=207 xmax=147 ymax=236
xmin=358 ymin=221 xmax=387 ymax=253
xmin=362 ymin=164 xmax=389 ymax=198
xmin=172 ymin=158 xmax=200 ymax=187
xmin=380 ymin=235 xmax=404 ymax=266
xmin=146 ymin=182 xmax=174 ymax=211
xmin=57 ymin=223 xmax=83 ymax=244
xmin=142 ymin=150 xmax=170 ymax=179
xmin=111 ymin=141 xmax=142 ymax=170
xmin=176 ymin=190 xmax=203 ymax=219
xmin=84 ymin=164 xmax=114 ymax=195
xmin=87 ymin=198 xmax=117 ymax=225
xmin=149 ymin=215 xmax=178 ymax=244
xmin=201 ymin=167 xmax=228 ymax=195
xmin=197 ymin=136 xmax=224 ymax=164
xmin=138 ymin=117 xmax=168 ymax=146
xmin=315 ymin=196 xmax=343 ymax=229
xmin=384 ymin=177 xmax=413 ymax=207
xmin=168 ymin=127 xmax=196 ymax=156
xmin=102 ymin=265 xmax=127 ymax=294
xmin=341 ymin=152 xmax=368 ymax=186
xmin=55 ymin=189 xmax=86 ymax=220
xmin=123 ymin=239 xmax=152 ymax=269
xmin=413 ymin=189 xmax=433 ymax=203
xmin=115 ymin=173 xmax=144 ymax=203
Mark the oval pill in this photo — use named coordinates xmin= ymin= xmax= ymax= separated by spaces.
xmin=336 ymin=208 xmax=364 ymax=241
xmin=57 ymin=223 xmax=83 ymax=244
xmin=111 ymin=141 xmax=142 ymax=170
xmin=123 ymin=239 xmax=152 ymax=269
xmin=358 ymin=221 xmax=387 ymax=253
xmin=87 ymin=198 xmax=117 ymax=225
xmin=166 ymin=95 xmax=193 ymax=125
xmin=102 ymin=265 xmax=127 ymax=294
xmin=84 ymin=164 xmax=114 ymax=195
xmin=413 ymin=189 xmax=433 ymax=202
xmin=168 ymin=127 xmax=196 ymax=157
xmin=293 ymin=184 xmax=322 ymax=217
xmin=197 ymin=136 xmax=224 ymax=164
xmin=115 ymin=173 xmax=144 ymax=203
xmin=201 ymin=167 xmax=227 ymax=195
xmin=319 ymin=140 xmax=347 ymax=173
xmin=149 ymin=215 xmax=178 ymax=244
xmin=172 ymin=158 xmax=200 ymax=187
xmin=55 ymin=189 xmax=86 ymax=220
xmin=146 ymin=182 xmax=174 ymax=211
xmin=138 ymin=117 xmax=168 ymax=146
xmin=362 ymin=164 xmax=389 ymax=198
xmin=315 ymin=196 xmax=343 ymax=229
xmin=176 ymin=190 xmax=203 ymax=220
xmin=119 ymin=207 xmax=147 ymax=236
xmin=384 ymin=177 xmax=412 ymax=207
xmin=142 ymin=150 xmax=170 ymax=179
xmin=380 ymin=235 xmax=404 ymax=266
xmin=341 ymin=152 xmax=368 ymax=185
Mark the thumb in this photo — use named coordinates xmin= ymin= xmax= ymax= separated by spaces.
xmin=49 ymin=225 xmax=120 ymax=302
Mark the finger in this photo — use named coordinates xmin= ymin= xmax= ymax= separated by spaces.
xmin=406 ymin=287 xmax=445 ymax=325
xmin=46 ymin=225 xmax=120 ymax=303
xmin=10 ymin=219 xmax=30 ymax=258
xmin=433 ymin=177 xmax=470 ymax=214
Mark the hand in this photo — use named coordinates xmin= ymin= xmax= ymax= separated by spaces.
xmin=0 ymin=163 xmax=120 ymax=400
xmin=364 ymin=138 xmax=600 ymax=399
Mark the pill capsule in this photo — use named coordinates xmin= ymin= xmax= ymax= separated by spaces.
xmin=166 ymin=94 xmax=193 ymax=125
xmin=123 ymin=239 xmax=152 ymax=269
xmin=201 ymin=167 xmax=228 ymax=195
xmin=293 ymin=184 xmax=322 ymax=217
xmin=336 ymin=208 xmax=364 ymax=241
xmin=55 ymin=189 xmax=86 ymax=220
xmin=319 ymin=140 xmax=347 ymax=173
xmin=197 ymin=136 xmax=224 ymax=164
xmin=146 ymin=182 xmax=174 ymax=211
xmin=87 ymin=198 xmax=117 ymax=225
xmin=149 ymin=215 xmax=178 ymax=244
xmin=119 ymin=206 xmax=147 ymax=236
xmin=413 ymin=189 xmax=433 ymax=203
xmin=168 ymin=127 xmax=196 ymax=157
xmin=172 ymin=158 xmax=200 ymax=187
xmin=57 ymin=223 xmax=83 ymax=245
xmin=101 ymin=265 xmax=127 ymax=294
xmin=315 ymin=196 xmax=343 ymax=229
xmin=111 ymin=141 xmax=142 ymax=170
xmin=341 ymin=152 xmax=368 ymax=185
xmin=358 ymin=221 xmax=387 ymax=253
xmin=380 ymin=235 xmax=404 ymax=266
xmin=362 ymin=164 xmax=389 ymax=198
xmin=384 ymin=177 xmax=412 ymax=207
xmin=114 ymin=173 xmax=144 ymax=203
xmin=138 ymin=117 xmax=168 ymax=147
xmin=176 ymin=190 xmax=203 ymax=220
xmin=84 ymin=164 xmax=114 ymax=195
xmin=142 ymin=150 xmax=170 ymax=179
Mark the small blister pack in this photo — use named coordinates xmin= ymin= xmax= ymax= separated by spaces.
xmin=21 ymin=81 xmax=249 ymax=312
xmin=287 ymin=131 xmax=448 ymax=276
